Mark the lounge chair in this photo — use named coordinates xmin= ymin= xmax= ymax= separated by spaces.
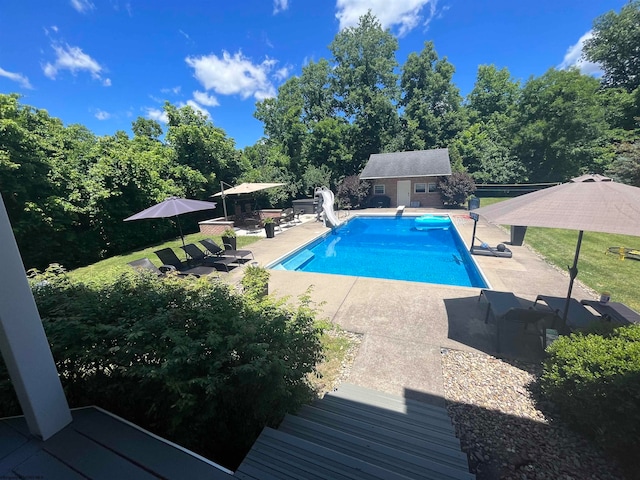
xmin=479 ymin=289 xmax=522 ymax=324
xmin=153 ymin=248 xmax=225 ymax=275
xmin=127 ymin=258 xmax=193 ymax=278
xmin=471 ymin=243 xmax=512 ymax=258
xmin=533 ymin=295 xmax=600 ymax=330
xmin=280 ymin=207 xmax=295 ymax=225
xmin=180 ymin=243 xmax=238 ymax=272
xmin=200 ymin=238 xmax=254 ymax=263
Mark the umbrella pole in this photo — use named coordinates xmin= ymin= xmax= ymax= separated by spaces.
xmin=175 ymin=215 xmax=187 ymax=261
xmin=470 ymin=215 xmax=478 ymax=251
xmin=562 ymin=230 xmax=584 ymax=323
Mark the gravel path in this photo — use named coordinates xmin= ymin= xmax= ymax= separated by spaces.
xmin=441 ymin=349 xmax=625 ymax=480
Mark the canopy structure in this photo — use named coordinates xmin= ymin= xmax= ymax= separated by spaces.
xmin=213 ymin=182 xmax=285 ymax=220
xmin=124 ymin=196 xmax=217 ymax=250
xmin=472 ymin=175 xmax=640 ymax=323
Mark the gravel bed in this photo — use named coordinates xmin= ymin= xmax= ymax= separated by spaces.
xmin=441 ymin=349 xmax=625 ymax=480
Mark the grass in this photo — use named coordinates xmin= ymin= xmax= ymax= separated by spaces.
xmin=480 ymin=197 xmax=640 ymax=312
xmin=70 ymin=232 xmax=260 ymax=283
xmin=311 ymin=321 xmax=361 ymax=396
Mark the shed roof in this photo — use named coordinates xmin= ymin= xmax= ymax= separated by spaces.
xmin=359 ymin=149 xmax=451 ymax=180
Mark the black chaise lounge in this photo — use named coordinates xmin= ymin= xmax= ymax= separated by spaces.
xmin=127 ymin=258 xmax=195 ymax=277
xmin=153 ymin=248 xmax=225 ymax=275
xmin=200 ymin=238 xmax=254 ymax=263
xmin=471 ymin=243 xmax=512 ymax=258
xmin=180 ymin=243 xmax=237 ymax=272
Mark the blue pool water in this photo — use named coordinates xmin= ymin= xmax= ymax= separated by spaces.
xmin=271 ymin=216 xmax=488 ymax=288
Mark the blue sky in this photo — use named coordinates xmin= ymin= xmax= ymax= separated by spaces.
xmin=0 ymin=0 xmax=627 ymax=149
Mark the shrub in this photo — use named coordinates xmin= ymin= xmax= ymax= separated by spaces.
xmin=241 ymin=265 xmax=270 ymax=299
xmin=336 ymin=175 xmax=370 ymax=209
xmin=437 ymin=172 xmax=476 ymax=206
xmin=540 ymin=325 xmax=640 ymax=451
xmin=10 ymin=268 xmax=323 ymax=469
xmin=221 ymin=227 xmax=236 ymax=238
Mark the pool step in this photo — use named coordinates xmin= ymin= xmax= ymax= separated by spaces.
xmin=282 ymin=249 xmax=314 ymax=270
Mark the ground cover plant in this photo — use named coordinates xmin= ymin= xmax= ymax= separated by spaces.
xmin=3 ymin=267 xmax=324 ymax=469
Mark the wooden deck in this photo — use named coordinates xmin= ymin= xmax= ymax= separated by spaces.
xmin=237 ymin=383 xmax=474 ymax=479
xmin=0 ymin=407 xmax=233 ymax=480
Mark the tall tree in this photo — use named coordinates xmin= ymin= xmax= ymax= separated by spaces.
xmin=329 ymin=11 xmax=400 ymax=172
xmin=467 ymin=65 xmax=520 ymax=121
xmin=400 ymin=41 xmax=466 ymax=149
xmin=514 ymin=68 xmax=613 ymax=182
xmin=583 ymin=1 xmax=640 ymax=92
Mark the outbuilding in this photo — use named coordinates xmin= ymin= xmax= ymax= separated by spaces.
xmin=359 ymin=148 xmax=452 ymax=208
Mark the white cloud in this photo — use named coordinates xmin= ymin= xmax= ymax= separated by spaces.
xmin=70 ymin=0 xmax=95 ymax=13
xmin=0 ymin=67 xmax=33 ymax=89
xmin=193 ymin=90 xmax=219 ymax=107
xmin=145 ymin=107 xmax=168 ymax=123
xmin=43 ymin=43 xmax=108 ymax=84
xmin=95 ymin=109 xmax=110 ymax=120
xmin=186 ymin=51 xmax=277 ymax=101
xmin=179 ymin=29 xmax=191 ymax=41
xmin=558 ymin=30 xmax=602 ymax=76
xmin=274 ymin=66 xmax=290 ymax=81
xmin=161 ymin=86 xmax=181 ymax=95
xmin=335 ymin=0 xmax=438 ymax=37
xmin=185 ymin=100 xmax=211 ymax=118
xmin=51 ymin=25 xmax=59 ymax=33
xmin=273 ymin=0 xmax=289 ymax=14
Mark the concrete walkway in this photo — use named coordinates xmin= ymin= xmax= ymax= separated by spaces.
xmin=226 ymin=208 xmax=596 ymax=406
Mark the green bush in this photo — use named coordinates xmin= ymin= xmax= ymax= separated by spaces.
xmin=540 ymin=325 xmax=640 ymax=450
xmin=8 ymin=267 xmax=323 ymax=468
xmin=241 ymin=265 xmax=270 ymax=299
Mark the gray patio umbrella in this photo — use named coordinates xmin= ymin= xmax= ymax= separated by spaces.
xmin=124 ymin=196 xmax=217 ymax=249
xmin=472 ymin=175 xmax=640 ymax=323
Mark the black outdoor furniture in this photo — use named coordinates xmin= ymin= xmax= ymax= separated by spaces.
xmin=200 ymin=239 xmax=254 ymax=263
xmin=154 ymin=248 xmax=228 ymax=274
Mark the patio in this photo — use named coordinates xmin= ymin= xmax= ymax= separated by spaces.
xmin=226 ymin=207 xmax=599 ymax=403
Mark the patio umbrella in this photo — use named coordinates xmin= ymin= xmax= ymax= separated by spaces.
xmin=472 ymin=175 xmax=640 ymax=323
xmin=124 ymin=196 xmax=217 ymax=249
xmin=212 ymin=182 xmax=285 ymax=220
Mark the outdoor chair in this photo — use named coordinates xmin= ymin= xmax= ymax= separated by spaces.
xmin=180 ymin=244 xmax=237 ymax=272
xmin=478 ymin=289 xmax=523 ymax=324
xmin=200 ymin=238 xmax=254 ymax=263
xmin=280 ymin=207 xmax=295 ymax=225
xmin=127 ymin=258 xmax=194 ymax=278
xmin=496 ymin=307 xmax=560 ymax=353
xmin=533 ymin=295 xmax=600 ymax=330
xmin=153 ymin=248 xmax=224 ymax=275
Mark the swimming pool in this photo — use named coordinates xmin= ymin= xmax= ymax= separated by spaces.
xmin=270 ymin=215 xmax=488 ymax=288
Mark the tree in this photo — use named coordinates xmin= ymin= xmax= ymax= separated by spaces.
xmin=400 ymin=41 xmax=466 ymax=149
xmin=514 ymin=68 xmax=613 ymax=182
xmin=467 ymin=64 xmax=520 ymax=122
xmin=607 ymin=141 xmax=640 ymax=186
xmin=583 ymin=1 xmax=640 ymax=92
xmin=329 ymin=11 xmax=400 ymax=170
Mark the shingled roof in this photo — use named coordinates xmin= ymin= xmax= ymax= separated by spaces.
xmin=359 ymin=149 xmax=452 ymax=179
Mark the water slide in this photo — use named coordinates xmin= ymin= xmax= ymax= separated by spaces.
xmin=315 ymin=187 xmax=340 ymax=228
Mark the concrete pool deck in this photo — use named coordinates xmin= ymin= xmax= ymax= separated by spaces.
xmin=226 ymin=208 xmax=597 ymax=406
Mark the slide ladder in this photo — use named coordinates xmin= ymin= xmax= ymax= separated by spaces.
xmin=314 ymin=187 xmax=340 ymax=228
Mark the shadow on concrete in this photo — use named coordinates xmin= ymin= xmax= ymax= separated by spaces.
xmin=443 ymin=295 xmax=547 ymax=364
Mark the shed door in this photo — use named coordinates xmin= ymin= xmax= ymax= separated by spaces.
xmin=397 ymin=180 xmax=411 ymax=207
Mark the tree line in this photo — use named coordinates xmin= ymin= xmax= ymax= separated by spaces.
xmin=1 ymin=4 xmax=639 ymax=270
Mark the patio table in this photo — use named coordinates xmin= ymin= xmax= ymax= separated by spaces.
xmin=580 ymin=300 xmax=640 ymax=325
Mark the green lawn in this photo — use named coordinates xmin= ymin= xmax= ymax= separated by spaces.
xmin=479 ymin=197 xmax=640 ymax=312
xmin=70 ymin=232 xmax=260 ymax=283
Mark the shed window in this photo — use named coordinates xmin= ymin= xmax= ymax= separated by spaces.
xmin=414 ymin=183 xmax=426 ymax=193
xmin=373 ymin=184 xmax=385 ymax=195
xmin=428 ymin=183 xmax=437 ymax=193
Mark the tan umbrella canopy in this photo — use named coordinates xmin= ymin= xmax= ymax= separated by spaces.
xmin=472 ymin=174 xmax=640 ymax=322
xmin=212 ymin=182 xmax=285 ymax=219
xmin=212 ymin=182 xmax=285 ymax=196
